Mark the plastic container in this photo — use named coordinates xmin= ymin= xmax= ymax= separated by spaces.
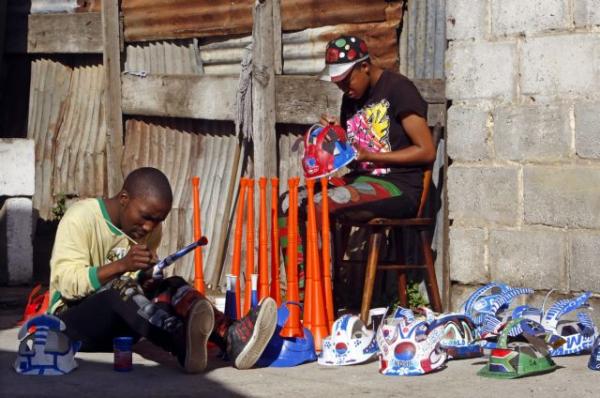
xmin=113 ymin=336 xmax=133 ymax=372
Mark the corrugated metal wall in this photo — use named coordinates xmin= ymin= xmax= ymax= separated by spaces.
xmin=125 ymin=40 xmax=203 ymax=75
xmin=27 ymin=58 xmax=107 ymax=220
xmin=122 ymin=0 xmax=399 ymax=43
xmin=123 ymin=39 xmax=240 ymax=287
xmin=400 ymin=0 xmax=446 ymax=79
xmin=122 ymin=118 xmax=240 ymax=287
xmin=11 ymin=0 xmax=448 ymax=292
xmin=198 ymin=20 xmax=401 ymax=76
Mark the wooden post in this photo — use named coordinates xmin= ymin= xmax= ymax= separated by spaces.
xmin=272 ymin=0 xmax=282 ymax=75
xmin=251 ymin=0 xmax=277 ymax=180
xmin=252 ymin=0 xmax=278 ymax=306
xmin=102 ymin=0 xmax=124 ymax=195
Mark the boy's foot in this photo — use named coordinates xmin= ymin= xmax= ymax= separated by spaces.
xmin=226 ymin=297 xmax=277 ymax=370
xmin=181 ymin=298 xmax=214 ymax=373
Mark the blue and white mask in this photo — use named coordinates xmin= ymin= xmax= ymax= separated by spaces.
xmin=14 ymin=314 xmax=80 ymax=376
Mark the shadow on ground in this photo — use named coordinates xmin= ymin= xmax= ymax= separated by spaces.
xmin=0 ymin=344 xmax=247 ymax=398
xmin=0 ymin=305 xmax=246 ymax=398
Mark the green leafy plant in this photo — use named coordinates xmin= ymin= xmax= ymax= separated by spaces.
xmin=51 ymin=193 xmax=68 ymax=221
xmin=407 ymin=280 xmax=429 ymax=309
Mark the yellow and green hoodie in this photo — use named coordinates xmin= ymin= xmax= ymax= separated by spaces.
xmin=48 ymin=198 xmax=161 ymax=314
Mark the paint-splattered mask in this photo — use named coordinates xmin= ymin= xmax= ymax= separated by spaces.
xmin=318 ymin=314 xmax=378 ymax=366
xmin=302 ymin=124 xmax=356 ymax=179
xmin=14 ymin=315 xmax=80 ymax=375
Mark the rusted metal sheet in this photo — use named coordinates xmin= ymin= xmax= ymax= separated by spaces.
xmin=122 ymin=0 xmax=254 ymax=43
xmin=27 ymin=59 xmax=107 ymax=219
xmin=197 ymin=20 xmax=400 ymax=76
xmin=122 ymin=0 xmax=402 ymax=43
xmin=27 ymin=59 xmax=72 ymax=219
xmin=282 ymin=21 xmax=401 ymax=75
xmin=280 ymin=0 xmax=401 ymax=32
xmin=122 ymin=118 xmax=240 ymax=288
xmin=53 ymin=63 xmax=107 ymax=200
xmin=400 ymin=0 xmax=446 ymax=79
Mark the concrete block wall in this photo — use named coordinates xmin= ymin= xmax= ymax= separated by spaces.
xmin=0 ymin=139 xmax=35 ymax=285
xmin=445 ymin=0 xmax=600 ymax=313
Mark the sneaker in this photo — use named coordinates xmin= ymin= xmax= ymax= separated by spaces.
xmin=181 ymin=298 xmax=214 ymax=373
xmin=226 ymin=297 xmax=277 ymax=370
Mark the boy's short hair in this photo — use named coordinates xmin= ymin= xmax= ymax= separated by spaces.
xmin=123 ymin=167 xmax=173 ymax=204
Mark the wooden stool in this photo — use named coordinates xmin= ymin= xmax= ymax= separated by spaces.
xmin=333 ymin=124 xmax=443 ymax=323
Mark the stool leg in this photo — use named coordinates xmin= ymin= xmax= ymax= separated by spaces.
xmin=398 ymin=272 xmax=408 ymax=308
xmin=333 ymin=220 xmax=351 ymax=313
xmin=360 ymin=231 xmax=382 ymax=323
xmin=420 ymin=230 xmax=442 ymax=312
xmin=394 ymin=228 xmax=409 ymax=308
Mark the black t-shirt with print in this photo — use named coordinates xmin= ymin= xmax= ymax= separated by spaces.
xmin=340 ymin=69 xmax=428 ymax=205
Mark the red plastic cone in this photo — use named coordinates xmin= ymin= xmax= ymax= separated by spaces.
xmin=231 ymin=178 xmax=248 ymax=319
xmin=270 ymin=177 xmax=281 ymax=305
xmin=192 ymin=177 xmax=205 ymax=294
xmin=258 ymin=177 xmax=269 ymax=300
xmin=320 ymin=177 xmax=335 ymax=329
xmin=243 ymin=179 xmax=255 ymax=315
xmin=306 ymin=178 xmax=329 ymax=351
xmin=280 ymin=177 xmax=303 ymax=338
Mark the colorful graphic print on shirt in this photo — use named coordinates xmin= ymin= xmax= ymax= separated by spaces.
xmin=345 ymin=99 xmax=391 ymax=175
xmin=105 ymin=247 xmax=127 ymax=264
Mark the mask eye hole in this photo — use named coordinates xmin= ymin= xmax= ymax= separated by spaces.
xmin=18 ymin=337 xmax=34 ymax=355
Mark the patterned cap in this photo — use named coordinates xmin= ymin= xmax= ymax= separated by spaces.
xmin=323 ymin=35 xmax=369 ymax=82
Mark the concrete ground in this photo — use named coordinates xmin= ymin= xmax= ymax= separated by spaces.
xmin=1 ymin=287 xmax=598 ymax=398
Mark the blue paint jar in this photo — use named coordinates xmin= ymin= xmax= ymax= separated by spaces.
xmin=113 ymin=336 xmax=133 ymax=372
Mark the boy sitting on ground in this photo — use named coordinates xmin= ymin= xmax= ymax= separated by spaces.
xmin=48 ymin=167 xmax=277 ymax=372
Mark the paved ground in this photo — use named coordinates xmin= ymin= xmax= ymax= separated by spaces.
xmin=1 ymin=287 xmax=598 ymax=398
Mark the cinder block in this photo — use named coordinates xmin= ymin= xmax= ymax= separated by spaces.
xmin=0 ymin=139 xmax=35 ymax=196
xmin=491 ymin=0 xmax=568 ymax=36
xmin=0 ymin=198 xmax=34 ymax=285
xmin=448 ymin=166 xmax=520 ymax=226
xmin=489 ymin=228 xmax=567 ymax=290
xmin=524 ymin=166 xmax=600 ymax=229
xmin=570 ymin=231 xmax=600 ymax=292
xmin=449 ymin=284 xmax=479 ymax=313
xmin=574 ymin=0 xmax=600 ymax=28
xmin=446 ymin=41 xmax=516 ymax=100
xmin=447 ymin=105 xmax=490 ymax=161
xmin=521 ymin=34 xmax=600 ymax=96
xmin=575 ymin=101 xmax=600 ymax=159
xmin=494 ymin=104 xmax=570 ymax=161
xmin=446 ymin=0 xmax=488 ymax=40
xmin=449 ymin=227 xmax=488 ymax=284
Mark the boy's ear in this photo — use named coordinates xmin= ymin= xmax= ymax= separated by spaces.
xmin=118 ymin=190 xmax=130 ymax=207
xmin=361 ymin=61 xmax=370 ymax=75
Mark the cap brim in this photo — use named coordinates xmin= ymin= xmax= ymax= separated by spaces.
xmin=321 ymin=55 xmax=369 ymax=82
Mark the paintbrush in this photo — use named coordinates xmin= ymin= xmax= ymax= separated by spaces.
xmin=103 ymin=217 xmax=139 ymax=245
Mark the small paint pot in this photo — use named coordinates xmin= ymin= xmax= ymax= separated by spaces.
xmin=113 ymin=336 xmax=133 ymax=372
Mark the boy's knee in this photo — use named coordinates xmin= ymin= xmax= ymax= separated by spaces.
xmin=161 ymin=276 xmax=188 ymax=290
